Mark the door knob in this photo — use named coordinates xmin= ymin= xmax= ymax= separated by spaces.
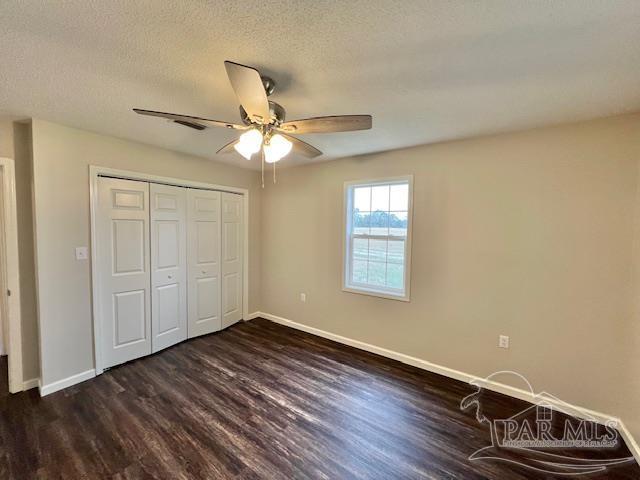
xmin=168 ymin=275 xmax=173 ymax=279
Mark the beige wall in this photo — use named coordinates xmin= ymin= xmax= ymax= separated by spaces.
xmin=21 ymin=114 xmax=640 ymax=443
xmin=13 ymin=122 xmax=39 ymax=381
xmin=30 ymin=119 xmax=261 ymax=387
xmin=260 ymin=114 xmax=640 ymax=438
xmin=0 ymin=120 xmax=40 ymax=382
xmin=0 ymin=121 xmax=15 ymax=158
xmin=629 ymin=161 xmax=640 ymax=441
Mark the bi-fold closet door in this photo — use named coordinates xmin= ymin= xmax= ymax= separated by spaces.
xmin=97 ymin=177 xmax=243 ymax=370
xmin=150 ymin=183 xmax=188 ymax=353
xmin=187 ymin=190 xmax=244 ymax=334
xmin=221 ymin=192 xmax=244 ymax=329
xmin=97 ymin=177 xmax=152 ymax=368
xmin=187 ymin=189 xmax=222 ymax=338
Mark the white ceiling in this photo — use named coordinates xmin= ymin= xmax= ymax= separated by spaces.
xmin=1 ymin=1 xmax=639 ymax=170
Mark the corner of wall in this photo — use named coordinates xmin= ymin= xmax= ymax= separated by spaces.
xmin=627 ymin=129 xmax=640 ymax=444
xmin=12 ymin=120 xmax=40 ymax=382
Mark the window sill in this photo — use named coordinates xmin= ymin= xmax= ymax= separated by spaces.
xmin=342 ymin=285 xmax=410 ymax=302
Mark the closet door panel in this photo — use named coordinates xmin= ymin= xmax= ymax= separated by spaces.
xmin=150 ymin=184 xmax=188 ymax=352
xmin=197 ymin=278 xmax=218 ymax=318
xmin=221 ymin=192 xmax=243 ymax=328
xmin=187 ymin=189 xmax=221 ymax=338
xmin=113 ymin=290 xmax=146 ymax=345
xmin=157 ymin=284 xmax=180 ymax=332
xmin=97 ymin=177 xmax=151 ymax=368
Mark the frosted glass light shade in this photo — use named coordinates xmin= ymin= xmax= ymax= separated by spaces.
xmin=264 ymin=134 xmax=292 ymax=163
xmin=234 ymin=129 xmax=263 ymax=160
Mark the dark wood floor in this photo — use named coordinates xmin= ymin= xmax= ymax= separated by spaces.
xmin=0 ymin=318 xmax=638 ymax=479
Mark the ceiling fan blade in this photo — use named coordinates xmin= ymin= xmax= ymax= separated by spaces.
xmin=133 ymin=108 xmax=247 ymax=130
xmin=224 ymin=61 xmax=271 ymax=124
xmin=216 ymin=139 xmax=239 ymax=154
xmin=281 ymin=133 xmax=322 ymax=158
xmin=174 ymin=120 xmax=206 ymax=131
xmin=278 ymin=115 xmax=372 ymax=134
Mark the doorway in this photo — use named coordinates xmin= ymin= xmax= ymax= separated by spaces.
xmin=0 ymin=158 xmax=23 ymax=393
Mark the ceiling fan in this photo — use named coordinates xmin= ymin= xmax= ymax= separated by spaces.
xmin=134 ymin=61 xmax=372 ymax=184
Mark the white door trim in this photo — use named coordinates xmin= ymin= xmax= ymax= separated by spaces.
xmin=89 ymin=166 xmax=250 ymax=375
xmin=0 ymin=158 xmax=23 ymax=393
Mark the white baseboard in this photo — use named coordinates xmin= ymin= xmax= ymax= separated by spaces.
xmin=22 ymin=378 xmax=39 ymax=391
xmin=39 ymin=369 xmax=96 ymax=396
xmin=253 ymin=311 xmax=640 ymax=464
xmin=244 ymin=311 xmax=261 ymax=321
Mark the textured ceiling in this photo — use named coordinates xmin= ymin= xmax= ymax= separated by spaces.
xmin=1 ymin=1 xmax=639 ymax=170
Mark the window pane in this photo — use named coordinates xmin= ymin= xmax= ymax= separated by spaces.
xmin=353 ymin=238 xmax=368 ymax=260
xmin=352 ymin=260 xmax=367 ymax=283
xmin=371 ymin=185 xmax=389 ymax=211
xmin=388 ymin=240 xmax=405 ymax=264
xmin=369 ymin=239 xmax=387 ymax=262
xmin=387 ymin=263 xmax=404 ymax=289
xmin=354 ymin=187 xmax=371 ymax=212
xmin=389 ymin=211 xmax=407 ymax=237
xmin=367 ymin=261 xmax=386 ymax=286
xmin=390 ymin=184 xmax=409 ymax=211
xmin=369 ymin=211 xmax=389 ymax=236
xmin=353 ymin=211 xmax=370 ymax=234
xmin=345 ymin=179 xmax=411 ymax=299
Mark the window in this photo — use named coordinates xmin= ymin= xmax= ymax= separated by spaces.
xmin=343 ymin=176 xmax=412 ymax=301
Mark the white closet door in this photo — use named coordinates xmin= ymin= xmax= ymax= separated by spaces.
xmin=221 ymin=192 xmax=243 ymax=328
xmin=97 ymin=177 xmax=151 ymax=368
xmin=187 ymin=189 xmax=221 ymax=338
xmin=150 ymin=183 xmax=188 ymax=352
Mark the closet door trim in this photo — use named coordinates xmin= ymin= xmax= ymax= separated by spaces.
xmin=90 ymin=166 xmax=249 ymax=375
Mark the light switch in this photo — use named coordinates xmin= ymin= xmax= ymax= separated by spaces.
xmin=75 ymin=247 xmax=89 ymax=260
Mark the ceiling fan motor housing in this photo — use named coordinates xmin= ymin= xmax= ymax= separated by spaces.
xmin=239 ymin=101 xmax=286 ymax=127
xmin=261 ymin=75 xmax=276 ymax=96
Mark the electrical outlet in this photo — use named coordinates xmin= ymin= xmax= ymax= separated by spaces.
xmin=300 ymin=293 xmax=307 ymax=303
xmin=499 ymin=335 xmax=510 ymax=349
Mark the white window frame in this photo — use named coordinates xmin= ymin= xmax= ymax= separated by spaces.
xmin=342 ymin=175 xmax=413 ymax=302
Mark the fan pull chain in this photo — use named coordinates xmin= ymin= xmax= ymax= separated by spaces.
xmin=261 ymin=148 xmax=265 ymax=188
xmin=273 ymin=159 xmax=277 ymax=184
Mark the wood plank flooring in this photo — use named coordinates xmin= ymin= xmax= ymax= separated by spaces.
xmin=0 ymin=318 xmax=638 ymax=479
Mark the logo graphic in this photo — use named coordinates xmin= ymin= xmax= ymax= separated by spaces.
xmin=460 ymin=371 xmax=635 ymax=476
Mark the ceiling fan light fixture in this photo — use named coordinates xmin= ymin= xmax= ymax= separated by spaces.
xmin=135 ymin=61 xmax=373 ymax=170
xmin=234 ymin=128 xmax=263 ymax=159
xmin=264 ymin=134 xmax=292 ymax=163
